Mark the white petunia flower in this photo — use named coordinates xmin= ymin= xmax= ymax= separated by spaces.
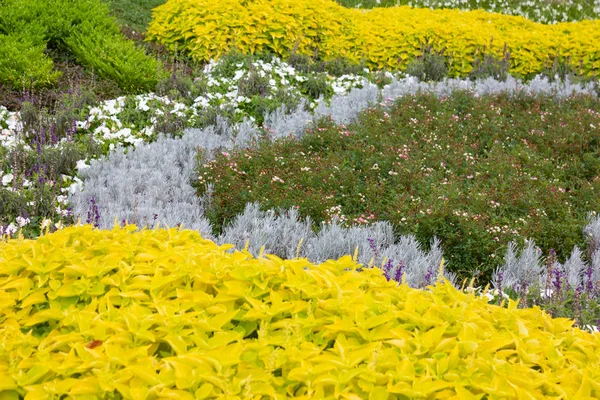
xmin=2 ymin=173 xmax=14 ymax=186
xmin=76 ymin=160 xmax=90 ymax=171
xmin=16 ymin=216 xmax=30 ymax=227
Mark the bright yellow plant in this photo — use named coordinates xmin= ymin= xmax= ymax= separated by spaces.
xmin=1 ymin=224 xmax=600 ymax=399
xmin=146 ymin=0 xmax=600 ymax=78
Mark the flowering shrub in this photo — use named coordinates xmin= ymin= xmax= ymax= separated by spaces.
xmin=146 ymin=0 xmax=600 ymax=78
xmin=1 ymin=225 xmax=599 ymax=398
xmin=194 ymin=91 xmax=600 ymax=282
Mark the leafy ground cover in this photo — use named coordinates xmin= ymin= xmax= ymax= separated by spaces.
xmin=1 ymin=1 xmax=600 ymax=395
xmin=1 ymin=225 xmax=600 ymax=399
xmin=146 ymin=0 xmax=600 ymax=78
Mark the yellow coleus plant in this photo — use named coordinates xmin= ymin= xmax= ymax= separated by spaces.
xmin=1 ymin=224 xmax=600 ymax=399
xmin=146 ymin=0 xmax=600 ymax=78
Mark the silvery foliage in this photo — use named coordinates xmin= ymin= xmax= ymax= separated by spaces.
xmin=584 ymin=213 xmax=600 ymax=283
xmin=379 ymin=236 xmax=457 ymax=288
xmin=314 ymin=81 xmax=381 ymax=125
xmin=592 ymin=250 xmax=600 ymax=284
xmin=561 ymin=246 xmax=587 ymax=289
xmin=219 ymin=203 xmax=456 ymax=288
xmin=69 ymin=127 xmax=232 ymax=238
xmin=584 ymin=213 xmax=600 ymax=257
xmin=71 ymin=72 xmax=597 ymax=290
xmin=382 ymin=75 xmax=599 ymax=101
xmin=494 ymin=214 xmax=600 ymax=292
xmin=263 ymin=99 xmax=313 ymax=140
xmin=492 ymin=240 xmax=544 ymax=291
xmin=218 ymin=202 xmax=314 ymax=260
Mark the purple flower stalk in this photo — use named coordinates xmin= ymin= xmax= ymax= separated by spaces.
xmin=496 ymin=270 xmax=504 ymax=306
xmin=394 ymin=260 xmax=406 ymax=283
xmin=424 ymin=266 xmax=435 ymax=287
xmin=382 ymin=258 xmax=394 ymax=281
xmin=86 ymin=197 xmax=100 ymax=228
xmin=367 ymin=237 xmax=378 ymax=259
xmin=552 ymin=268 xmax=564 ymax=294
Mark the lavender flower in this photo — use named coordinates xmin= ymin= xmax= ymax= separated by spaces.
xmin=382 ymin=258 xmax=394 ymax=281
xmin=394 ymin=260 xmax=406 ymax=283
xmin=552 ymin=268 xmax=564 ymax=294
xmin=86 ymin=196 xmax=100 ymax=228
xmin=585 ymin=263 xmax=595 ymax=293
xmin=367 ymin=237 xmax=378 ymax=259
xmin=496 ymin=269 xmax=504 ymax=306
xmin=424 ymin=266 xmax=435 ymax=286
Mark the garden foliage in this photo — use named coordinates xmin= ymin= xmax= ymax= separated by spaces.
xmin=67 ymin=73 xmax=600 ymax=285
xmin=146 ymin=0 xmax=600 ymax=78
xmin=0 ymin=0 xmax=164 ymax=91
xmin=195 ymin=91 xmax=600 ymax=280
xmin=1 ymin=225 xmax=600 ymax=398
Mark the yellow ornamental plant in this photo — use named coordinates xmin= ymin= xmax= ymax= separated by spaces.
xmin=146 ymin=0 xmax=600 ymax=78
xmin=1 ymin=224 xmax=600 ymax=399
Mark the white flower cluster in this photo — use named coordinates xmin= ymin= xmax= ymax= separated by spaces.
xmin=403 ymin=0 xmax=600 ymax=24
xmin=0 ymin=105 xmax=24 ymax=149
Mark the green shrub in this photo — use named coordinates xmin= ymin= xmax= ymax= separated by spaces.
xmin=405 ymin=48 xmax=449 ymax=82
xmin=65 ymin=22 xmax=165 ymax=93
xmin=0 ymin=0 xmax=164 ymax=92
xmin=194 ymin=92 xmax=600 ymax=283
xmin=0 ymin=32 xmax=61 ymax=89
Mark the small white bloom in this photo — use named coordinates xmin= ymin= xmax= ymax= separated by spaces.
xmin=2 ymin=173 xmax=14 ymax=186
xmin=233 ymin=70 xmax=245 ymax=81
xmin=76 ymin=160 xmax=90 ymax=171
xmin=5 ymin=223 xmax=18 ymax=235
xmin=16 ymin=216 xmax=30 ymax=227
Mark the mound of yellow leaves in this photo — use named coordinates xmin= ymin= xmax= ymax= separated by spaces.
xmin=146 ymin=0 xmax=600 ymax=78
xmin=1 ymin=225 xmax=599 ymax=399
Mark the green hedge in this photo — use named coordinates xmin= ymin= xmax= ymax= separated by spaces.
xmin=0 ymin=0 xmax=164 ymax=92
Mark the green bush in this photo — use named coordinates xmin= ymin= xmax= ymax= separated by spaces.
xmin=194 ymin=91 xmax=600 ymax=283
xmin=0 ymin=32 xmax=61 ymax=89
xmin=405 ymin=48 xmax=449 ymax=82
xmin=0 ymin=0 xmax=163 ymax=92
xmin=65 ymin=22 xmax=165 ymax=93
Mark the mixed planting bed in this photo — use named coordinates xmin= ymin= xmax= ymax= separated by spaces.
xmin=2 ymin=0 xmax=600 ymax=397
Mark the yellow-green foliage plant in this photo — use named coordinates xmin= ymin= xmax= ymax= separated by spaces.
xmin=146 ymin=0 xmax=600 ymax=78
xmin=1 ymin=225 xmax=600 ymax=399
